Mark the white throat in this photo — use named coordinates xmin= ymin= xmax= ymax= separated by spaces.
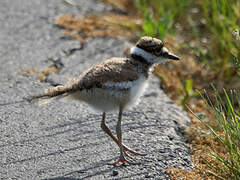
xmin=130 ymin=46 xmax=156 ymax=63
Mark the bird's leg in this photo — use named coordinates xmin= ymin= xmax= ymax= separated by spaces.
xmin=101 ymin=112 xmax=132 ymax=158
xmin=101 ymin=112 xmax=145 ymax=159
xmin=108 ymin=107 xmax=139 ymax=165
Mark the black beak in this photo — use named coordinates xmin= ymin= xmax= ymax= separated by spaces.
xmin=166 ymin=52 xmax=180 ymax=60
xmin=163 ymin=52 xmax=180 ymax=60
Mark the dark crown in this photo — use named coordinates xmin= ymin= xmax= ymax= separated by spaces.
xmin=136 ymin=36 xmax=164 ymax=53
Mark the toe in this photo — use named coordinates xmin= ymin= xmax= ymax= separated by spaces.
xmin=123 ymin=145 xmax=146 ymax=156
xmin=108 ymin=158 xmax=140 ymax=166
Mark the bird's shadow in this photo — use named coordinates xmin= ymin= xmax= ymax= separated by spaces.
xmin=42 ymin=158 xmax=145 ymax=180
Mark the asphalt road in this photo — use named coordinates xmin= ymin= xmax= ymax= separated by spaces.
xmin=0 ymin=0 xmax=193 ymax=179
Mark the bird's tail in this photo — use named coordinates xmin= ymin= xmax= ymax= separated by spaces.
xmin=27 ymin=85 xmax=74 ymax=102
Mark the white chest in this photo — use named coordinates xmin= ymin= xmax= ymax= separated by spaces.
xmin=70 ymin=76 xmax=148 ymax=112
xmin=103 ymin=75 xmax=148 ymax=108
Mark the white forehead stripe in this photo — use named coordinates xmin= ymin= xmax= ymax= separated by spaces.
xmin=130 ymin=46 xmax=156 ymax=63
xmin=162 ymin=47 xmax=169 ymax=53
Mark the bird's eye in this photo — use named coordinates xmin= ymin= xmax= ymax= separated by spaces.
xmin=154 ymin=49 xmax=162 ymax=56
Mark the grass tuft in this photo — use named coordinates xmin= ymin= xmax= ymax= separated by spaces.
xmin=196 ymin=88 xmax=240 ymax=179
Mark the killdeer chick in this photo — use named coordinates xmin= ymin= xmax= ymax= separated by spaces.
xmin=30 ymin=36 xmax=179 ymax=165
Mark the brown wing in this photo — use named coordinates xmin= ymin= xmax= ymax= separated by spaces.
xmin=72 ymin=57 xmax=139 ymax=90
xmin=29 ymin=57 xmax=139 ymax=100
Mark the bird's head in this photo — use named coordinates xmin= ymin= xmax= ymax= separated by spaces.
xmin=130 ymin=36 xmax=179 ymax=64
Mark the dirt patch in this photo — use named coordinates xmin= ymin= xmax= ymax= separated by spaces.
xmin=21 ymin=65 xmax=60 ymax=82
xmin=20 ymin=44 xmax=83 ymax=83
xmin=100 ymin=0 xmax=137 ymax=14
xmin=20 ymin=56 xmax=64 ymax=83
xmin=54 ymin=13 xmax=141 ymax=42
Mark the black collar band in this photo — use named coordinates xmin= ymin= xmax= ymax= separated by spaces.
xmin=131 ymin=54 xmax=153 ymax=66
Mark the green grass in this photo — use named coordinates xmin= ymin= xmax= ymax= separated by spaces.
xmin=198 ymin=89 xmax=240 ymax=179
xmin=180 ymin=79 xmax=199 ymax=109
xmin=199 ymin=8 xmax=240 ymax=177
xmin=201 ymin=0 xmax=240 ymax=80
xmin=135 ymin=0 xmax=192 ymax=39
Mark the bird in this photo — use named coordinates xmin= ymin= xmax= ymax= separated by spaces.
xmin=29 ymin=36 xmax=180 ymax=165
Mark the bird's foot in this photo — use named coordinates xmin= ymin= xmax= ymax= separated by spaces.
xmin=122 ymin=144 xmax=146 ymax=156
xmin=108 ymin=155 xmax=140 ymax=166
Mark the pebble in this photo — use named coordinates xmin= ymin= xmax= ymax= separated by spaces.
xmin=112 ymin=170 xmax=118 ymax=176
